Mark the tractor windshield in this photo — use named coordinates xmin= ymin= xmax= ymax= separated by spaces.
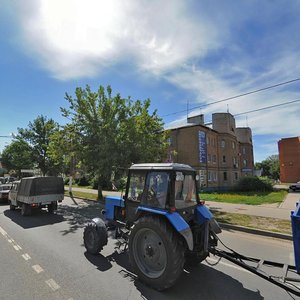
xmin=174 ymin=172 xmax=197 ymax=209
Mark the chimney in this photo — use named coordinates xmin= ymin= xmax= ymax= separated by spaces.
xmin=187 ymin=114 xmax=204 ymax=125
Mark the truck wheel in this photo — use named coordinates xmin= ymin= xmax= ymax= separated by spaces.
xmin=84 ymin=219 xmax=108 ymax=254
xmin=9 ymin=201 xmax=16 ymax=211
xmin=128 ymin=215 xmax=185 ymax=291
xmin=47 ymin=202 xmax=57 ymax=213
xmin=21 ymin=203 xmax=31 ymax=216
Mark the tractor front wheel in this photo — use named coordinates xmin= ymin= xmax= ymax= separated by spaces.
xmin=129 ymin=215 xmax=185 ymax=291
xmin=83 ymin=219 xmax=108 ymax=254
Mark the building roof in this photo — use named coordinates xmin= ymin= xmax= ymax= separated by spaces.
xmin=130 ymin=163 xmax=195 ymax=171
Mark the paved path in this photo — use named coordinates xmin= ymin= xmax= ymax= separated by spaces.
xmin=68 ymin=186 xmax=300 ymax=220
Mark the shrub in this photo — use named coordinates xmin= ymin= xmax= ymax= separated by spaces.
xmin=77 ymin=176 xmax=90 ymax=186
xmin=64 ymin=177 xmax=69 ymax=185
xmin=234 ymin=176 xmax=273 ymax=192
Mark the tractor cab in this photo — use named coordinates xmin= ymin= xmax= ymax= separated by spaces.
xmin=124 ymin=163 xmax=200 ymax=222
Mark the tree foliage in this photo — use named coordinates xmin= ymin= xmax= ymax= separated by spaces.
xmin=1 ymin=139 xmax=34 ymax=177
xmin=48 ymin=123 xmax=83 ymax=175
xmin=255 ymin=155 xmax=279 ymax=180
xmin=18 ymin=115 xmax=60 ymax=175
xmin=61 ymin=85 xmax=168 ymax=199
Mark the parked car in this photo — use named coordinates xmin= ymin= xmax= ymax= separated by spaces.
xmin=0 ymin=184 xmax=12 ymax=202
xmin=289 ymin=181 xmax=300 ymax=192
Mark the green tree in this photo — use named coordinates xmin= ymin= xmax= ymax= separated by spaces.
xmin=18 ymin=115 xmax=60 ymax=175
xmin=255 ymin=155 xmax=279 ymax=180
xmin=48 ymin=123 xmax=83 ymax=193
xmin=61 ymin=85 xmax=168 ymax=200
xmin=1 ymin=140 xmax=34 ymax=177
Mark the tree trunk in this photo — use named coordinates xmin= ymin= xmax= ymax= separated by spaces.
xmin=97 ymin=177 xmax=104 ymax=202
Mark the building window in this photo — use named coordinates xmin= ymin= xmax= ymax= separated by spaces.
xmin=167 ymin=137 xmax=172 ymax=146
xmin=206 ymin=136 xmax=210 ymax=145
xmin=223 ymin=172 xmax=227 ymax=181
xmin=242 ymin=147 xmax=246 ymax=155
xmin=213 ymin=172 xmax=218 ymax=182
xmin=221 ymin=140 xmax=225 ymax=148
xmin=207 ymin=154 xmax=211 ymax=163
xmin=208 ymin=171 xmax=212 ymax=182
xmin=243 ymin=159 xmax=247 ymax=167
xmin=234 ymin=172 xmax=238 ymax=180
xmin=212 ymin=154 xmax=217 ymax=163
xmin=223 ymin=155 xmax=226 ymax=163
xmin=232 ymin=141 xmax=236 ymax=149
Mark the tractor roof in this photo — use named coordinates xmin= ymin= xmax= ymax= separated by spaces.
xmin=129 ymin=163 xmax=195 ymax=172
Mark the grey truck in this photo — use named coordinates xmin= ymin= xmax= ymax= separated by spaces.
xmin=8 ymin=176 xmax=64 ymax=216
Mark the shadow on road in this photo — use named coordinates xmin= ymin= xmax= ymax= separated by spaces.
xmin=3 ymin=208 xmax=65 ymax=229
xmin=57 ymin=201 xmax=103 ymax=235
xmin=84 ymin=249 xmax=263 ymax=300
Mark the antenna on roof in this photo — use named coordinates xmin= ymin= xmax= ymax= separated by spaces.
xmin=227 ymin=104 xmax=229 ymax=113
xmin=187 ymin=100 xmax=189 ymax=120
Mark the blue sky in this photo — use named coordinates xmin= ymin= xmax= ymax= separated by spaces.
xmin=0 ymin=1 xmax=300 ymax=162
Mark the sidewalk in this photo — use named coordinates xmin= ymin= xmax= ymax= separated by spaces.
xmin=206 ymin=192 xmax=299 ymax=220
xmin=69 ymin=187 xmax=300 ymax=220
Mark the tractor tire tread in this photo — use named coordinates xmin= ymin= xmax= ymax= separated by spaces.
xmin=129 ymin=215 xmax=185 ymax=291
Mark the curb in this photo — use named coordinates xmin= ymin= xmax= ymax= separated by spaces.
xmin=219 ymin=222 xmax=293 ymax=241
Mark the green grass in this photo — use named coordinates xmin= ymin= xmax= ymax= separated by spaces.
xmin=64 ymin=190 xmax=98 ymax=201
xmin=200 ymin=190 xmax=287 ymax=205
xmin=213 ymin=210 xmax=292 ymax=235
xmin=64 ymin=184 xmax=94 ymax=189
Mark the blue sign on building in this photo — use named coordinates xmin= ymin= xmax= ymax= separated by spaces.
xmin=198 ymin=131 xmax=206 ymax=163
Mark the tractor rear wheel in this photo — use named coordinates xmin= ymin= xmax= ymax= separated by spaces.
xmin=84 ymin=219 xmax=108 ymax=254
xmin=128 ymin=215 xmax=185 ymax=291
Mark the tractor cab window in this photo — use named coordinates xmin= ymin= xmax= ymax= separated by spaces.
xmin=128 ymin=172 xmax=146 ymax=202
xmin=175 ymin=173 xmax=197 ymax=209
xmin=143 ymin=172 xmax=169 ymax=209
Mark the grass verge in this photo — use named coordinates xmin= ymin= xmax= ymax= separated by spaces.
xmin=64 ymin=190 xmax=98 ymax=201
xmin=213 ymin=210 xmax=292 ymax=235
xmin=200 ymin=190 xmax=287 ymax=205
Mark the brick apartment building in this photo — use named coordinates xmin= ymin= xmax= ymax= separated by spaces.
xmin=278 ymin=136 xmax=300 ymax=183
xmin=167 ymin=113 xmax=254 ymax=191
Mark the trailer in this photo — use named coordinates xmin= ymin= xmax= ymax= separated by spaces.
xmin=83 ymin=163 xmax=300 ymax=296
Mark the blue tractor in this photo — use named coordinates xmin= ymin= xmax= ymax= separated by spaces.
xmin=83 ymin=163 xmax=221 ymax=290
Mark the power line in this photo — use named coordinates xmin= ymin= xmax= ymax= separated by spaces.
xmin=204 ymin=98 xmax=300 ymax=125
xmin=234 ymin=98 xmax=300 ymax=117
xmin=162 ymin=77 xmax=300 ymax=118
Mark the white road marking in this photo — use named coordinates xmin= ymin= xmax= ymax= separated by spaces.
xmin=0 ymin=227 xmax=7 ymax=236
xmin=45 ymin=279 xmax=60 ymax=291
xmin=206 ymin=258 xmax=251 ymax=274
xmin=13 ymin=244 xmax=22 ymax=251
xmin=32 ymin=264 xmax=44 ymax=274
xmin=22 ymin=253 xmax=31 ymax=261
xmin=7 ymin=239 xmax=13 ymax=243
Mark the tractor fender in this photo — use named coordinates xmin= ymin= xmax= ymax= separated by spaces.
xmin=91 ymin=217 xmax=106 ymax=231
xmin=137 ymin=206 xmax=193 ymax=250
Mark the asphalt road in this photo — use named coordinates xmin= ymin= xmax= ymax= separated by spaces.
xmin=0 ymin=197 xmax=299 ymax=300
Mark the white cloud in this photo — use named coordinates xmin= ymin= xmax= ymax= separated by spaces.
xmin=14 ymin=0 xmax=220 ymax=80
xmin=8 ymin=0 xmax=300 ymax=142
